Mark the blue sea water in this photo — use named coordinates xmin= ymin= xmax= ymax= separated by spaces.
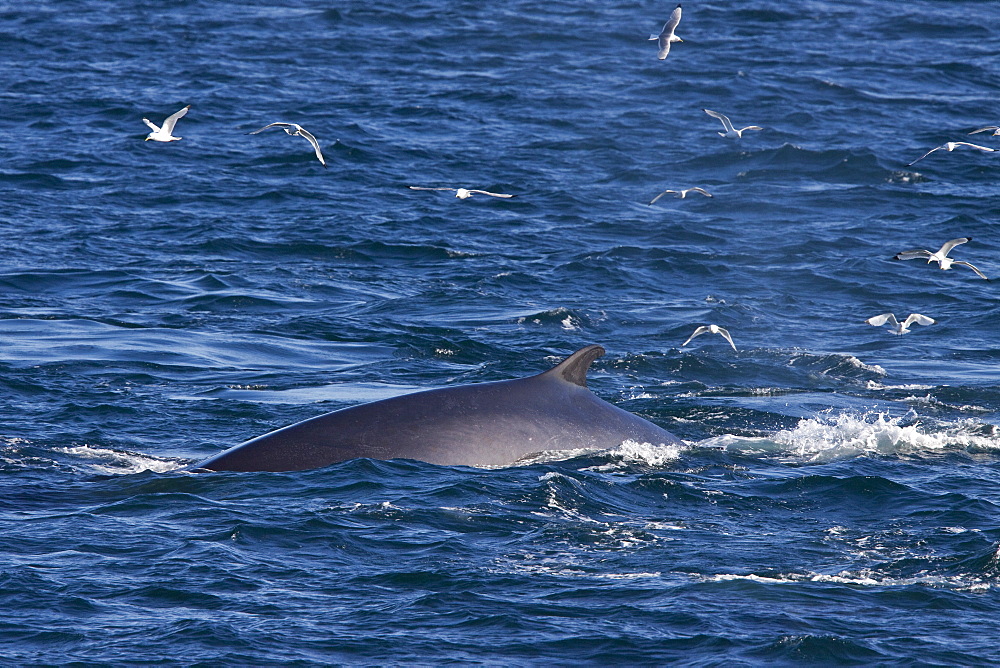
xmin=2 ymin=0 xmax=1000 ymax=663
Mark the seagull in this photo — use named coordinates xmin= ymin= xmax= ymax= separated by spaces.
xmin=649 ymin=4 xmax=683 ymax=60
xmin=143 ymin=105 xmax=190 ymax=142
xmin=407 ymin=186 xmax=514 ymax=199
xmin=894 ymin=237 xmax=989 ymax=280
xmin=649 ymin=187 xmax=712 ymax=204
xmin=907 ymin=141 xmax=996 ymax=166
xmin=968 ymin=126 xmax=1000 ymax=136
xmin=682 ymin=324 xmax=737 ymax=351
xmin=249 ymin=122 xmax=327 ymax=167
xmin=866 ymin=313 xmax=935 ymax=336
xmin=703 ymin=109 xmax=763 ymax=139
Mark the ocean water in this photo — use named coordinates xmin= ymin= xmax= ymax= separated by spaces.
xmin=2 ymin=0 xmax=1000 ymax=663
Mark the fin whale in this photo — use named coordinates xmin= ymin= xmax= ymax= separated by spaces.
xmin=194 ymin=344 xmax=682 ymax=472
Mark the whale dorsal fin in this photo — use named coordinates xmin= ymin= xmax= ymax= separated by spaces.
xmin=541 ymin=344 xmax=605 ymax=388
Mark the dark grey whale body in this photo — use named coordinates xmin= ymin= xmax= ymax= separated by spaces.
xmin=194 ymin=344 xmax=682 ymax=472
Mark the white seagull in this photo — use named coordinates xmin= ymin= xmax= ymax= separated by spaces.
xmin=968 ymin=126 xmax=1000 ymax=136
xmin=866 ymin=313 xmax=935 ymax=336
xmin=408 ymin=186 xmax=514 ymax=199
xmin=894 ymin=237 xmax=988 ymax=280
xmin=649 ymin=4 xmax=683 ymax=60
xmin=907 ymin=141 xmax=996 ymax=166
xmin=682 ymin=324 xmax=737 ymax=351
xmin=649 ymin=187 xmax=712 ymax=204
xmin=143 ymin=105 xmax=190 ymax=142
xmin=703 ymin=109 xmax=763 ymax=139
xmin=249 ymin=122 xmax=327 ymax=167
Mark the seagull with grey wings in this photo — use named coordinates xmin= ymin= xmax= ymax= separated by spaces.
xmin=703 ymin=109 xmax=763 ymax=139
xmin=649 ymin=5 xmax=683 ymax=60
xmin=408 ymin=186 xmax=514 ymax=199
xmin=143 ymin=105 xmax=190 ymax=142
xmin=682 ymin=324 xmax=737 ymax=351
xmin=907 ymin=141 xmax=995 ymax=166
xmin=866 ymin=313 xmax=935 ymax=336
xmin=893 ymin=237 xmax=989 ymax=280
xmin=649 ymin=187 xmax=712 ymax=204
xmin=249 ymin=122 xmax=327 ymax=167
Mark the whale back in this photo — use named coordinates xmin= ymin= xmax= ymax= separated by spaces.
xmin=194 ymin=345 xmax=681 ymax=472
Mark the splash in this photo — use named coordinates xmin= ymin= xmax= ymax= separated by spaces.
xmin=583 ymin=440 xmax=686 ymax=472
xmin=56 ymin=445 xmax=187 ymax=474
xmin=699 ymin=412 xmax=1000 ymax=462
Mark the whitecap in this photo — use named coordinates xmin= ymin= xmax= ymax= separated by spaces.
xmin=844 ymin=356 xmax=887 ymax=375
xmin=697 ymin=412 xmax=1000 ymax=461
xmin=56 ymin=445 xmax=186 ymax=474
xmin=698 ymin=570 xmax=991 ymax=592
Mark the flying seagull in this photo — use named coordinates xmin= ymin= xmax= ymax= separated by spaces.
xmin=143 ymin=105 xmax=190 ymax=142
xmin=649 ymin=4 xmax=683 ymax=60
xmin=907 ymin=141 xmax=995 ymax=166
xmin=649 ymin=187 xmax=712 ymax=205
xmin=682 ymin=324 xmax=737 ymax=351
xmin=866 ymin=313 xmax=935 ymax=336
xmin=249 ymin=122 xmax=327 ymax=167
xmin=894 ymin=237 xmax=988 ymax=280
xmin=407 ymin=186 xmax=514 ymax=199
xmin=968 ymin=126 xmax=1000 ymax=136
xmin=703 ymin=109 xmax=763 ymax=139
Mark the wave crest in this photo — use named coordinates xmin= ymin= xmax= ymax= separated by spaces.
xmin=699 ymin=412 xmax=1000 ymax=462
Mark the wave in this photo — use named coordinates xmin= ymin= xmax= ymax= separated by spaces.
xmin=514 ymin=306 xmax=594 ymax=331
xmin=698 ymin=411 xmax=1000 ymax=462
xmin=698 ymin=568 xmax=992 ymax=593
xmin=1 ymin=438 xmax=186 ymax=474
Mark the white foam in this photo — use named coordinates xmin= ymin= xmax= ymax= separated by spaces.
xmin=582 ymin=440 xmax=686 ymax=472
xmin=57 ymin=445 xmax=187 ymax=474
xmin=593 ymin=571 xmax=662 ymax=580
xmin=623 ymin=387 xmax=656 ymax=400
xmin=844 ymin=356 xmax=887 ymax=375
xmin=510 ymin=447 xmax=601 ymax=467
xmin=865 ymin=380 xmax=934 ymax=391
xmin=492 ymin=561 xmax=661 ymax=580
xmin=901 ymin=394 xmax=989 ymax=413
xmin=697 ymin=412 xmax=1000 ymax=461
xmin=699 ymin=570 xmax=991 ymax=593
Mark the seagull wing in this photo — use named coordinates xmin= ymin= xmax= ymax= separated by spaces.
xmin=952 ymin=261 xmax=988 ymax=280
xmin=903 ymin=314 xmax=935 ymax=328
xmin=738 ymin=126 xmax=764 ymax=132
xmin=408 ymin=186 xmax=458 ymax=192
xmin=467 ymin=190 xmax=514 ymax=198
xmin=142 ymin=118 xmax=160 ymax=132
xmin=687 ymin=187 xmax=713 ymax=197
xmin=682 ymin=326 xmax=710 ymax=346
xmin=952 ymin=142 xmax=996 ymax=152
xmin=656 ymin=38 xmax=672 ymax=60
xmin=866 ymin=313 xmax=897 ymax=327
xmin=649 ymin=190 xmax=676 ymax=204
xmin=663 ymin=5 xmax=682 ymax=35
xmin=716 ymin=326 xmax=737 ymax=351
xmin=969 ymin=126 xmax=1000 ymax=135
xmin=655 ymin=5 xmax=682 ymax=58
xmin=937 ymin=237 xmax=970 ymax=257
xmin=248 ymin=122 xmax=295 ymax=135
xmin=160 ymin=105 xmax=190 ymax=135
xmin=295 ymin=126 xmax=327 ymax=167
xmin=907 ymin=146 xmax=941 ymax=166
xmin=703 ymin=109 xmax=735 ymax=133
